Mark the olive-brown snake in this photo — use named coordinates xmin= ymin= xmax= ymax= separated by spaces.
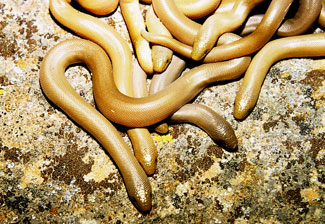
xmin=146 ymin=0 xmax=240 ymax=53
xmin=40 ymin=39 xmax=152 ymax=212
xmin=141 ymin=0 xmax=221 ymax=19
xmin=145 ymin=6 xmax=173 ymax=73
xmin=130 ymin=61 xmax=238 ymax=154
xmin=149 ymin=55 xmax=186 ymax=134
xmin=41 ymin=0 xmax=325 ymax=214
xmin=141 ymin=30 xmax=193 ymax=59
xmin=214 ymin=0 xmax=237 ymax=13
xmin=149 ymin=55 xmax=186 ymax=95
xmin=50 ymin=0 xmax=133 ymax=93
xmin=152 ymin=0 xmax=200 ymax=45
xmin=144 ymin=0 xmax=293 ymax=63
xmin=76 ymin=0 xmax=118 ymax=15
xmin=120 ymin=0 xmax=153 ymax=74
xmin=129 ymin=60 xmax=157 ymax=175
xmin=241 ymin=0 xmax=322 ymax=36
xmin=174 ymin=0 xmax=221 ymax=19
xmin=170 ymin=104 xmax=238 ymax=150
xmin=148 ymin=56 xmax=238 ymax=150
xmin=89 ymin=31 xmax=251 ymax=128
xmin=115 ymin=1 xmax=157 ymax=175
xmin=234 ymin=33 xmax=325 ymax=120
xmin=53 ymin=0 xmax=157 ymax=175
xmin=141 ymin=31 xmax=244 ymax=61
xmin=192 ymin=0 xmax=265 ymax=60
xmin=277 ymin=0 xmax=321 ymax=36
xmin=202 ymin=0 xmax=294 ymax=62
xmin=148 ymin=32 xmax=246 ymax=94
xmin=93 ymin=51 xmax=250 ymax=127
xmin=319 ymin=0 xmax=325 ymax=28
xmin=239 ymin=13 xmax=264 ymax=36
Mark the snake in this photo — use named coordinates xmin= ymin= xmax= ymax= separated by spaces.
xmin=145 ymin=5 xmax=173 ymax=73
xmin=141 ymin=0 xmax=221 ymax=19
xmin=170 ymin=104 xmax=238 ymax=150
xmin=120 ymin=0 xmax=153 ymax=74
xmin=234 ymin=32 xmax=325 ymax=120
xmin=240 ymin=0 xmax=322 ymax=36
xmin=149 ymin=55 xmax=186 ymax=134
xmin=143 ymin=0 xmax=294 ymax=63
xmin=192 ymin=0 xmax=265 ymax=61
xmin=319 ymin=0 xmax=325 ymax=28
xmin=76 ymin=0 xmax=118 ymax=15
xmin=40 ymin=39 xmax=152 ymax=212
xmin=147 ymin=56 xmax=238 ymax=150
xmin=44 ymin=0 xmax=325 ymax=211
xmin=87 ymin=30 xmax=251 ymax=127
xmin=129 ymin=60 xmax=157 ymax=175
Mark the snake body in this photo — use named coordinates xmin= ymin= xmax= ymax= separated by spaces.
xmin=41 ymin=0 xmax=325 ymax=213
xmin=241 ymin=0 xmax=322 ymax=36
xmin=93 ymin=53 xmax=250 ymax=127
xmin=192 ymin=0 xmax=265 ymax=60
xmin=234 ymin=33 xmax=325 ymax=119
xmin=50 ymin=0 xmax=133 ymax=93
xmin=76 ymin=0 xmax=118 ymax=15
xmin=40 ymin=39 xmax=152 ymax=212
xmin=143 ymin=0 xmax=294 ymax=63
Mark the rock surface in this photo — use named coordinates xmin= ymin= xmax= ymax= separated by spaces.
xmin=0 ymin=1 xmax=324 ymax=223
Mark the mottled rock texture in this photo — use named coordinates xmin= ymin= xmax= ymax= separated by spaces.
xmin=0 ymin=1 xmax=324 ymax=223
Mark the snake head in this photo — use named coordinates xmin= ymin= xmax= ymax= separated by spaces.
xmin=129 ymin=185 xmax=152 ymax=213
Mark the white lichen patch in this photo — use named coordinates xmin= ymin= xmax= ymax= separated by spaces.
xmin=83 ymin=154 xmax=116 ymax=183
xmin=19 ymin=160 xmax=44 ymax=189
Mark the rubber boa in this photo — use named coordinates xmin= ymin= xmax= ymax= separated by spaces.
xmin=129 ymin=60 xmax=157 ymax=175
xmin=50 ymin=0 xmax=133 ymax=94
xmin=149 ymin=55 xmax=186 ymax=95
xmin=130 ymin=60 xmax=160 ymax=172
xmin=234 ymin=33 xmax=325 ymax=120
xmin=192 ymin=0 xmax=265 ymax=60
xmin=203 ymin=0 xmax=293 ymax=62
xmin=239 ymin=14 xmax=264 ymax=36
xmin=150 ymin=0 xmax=243 ymax=46
xmin=76 ymin=0 xmax=118 ymax=15
xmin=143 ymin=0 xmax=293 ymax=62
xmin=39 ymin=39 xmax=152 ymax=212
xmin=145 ymin=6 xmax=173 ymax=73
xmin=170 ymin=104 xmax=238 ymax=150
xmin=141 ymin=30 xmax=193 ymax=59
xmin=240 ymin=0 xmax=322 ymax=37
xmin=120 ymin=0 xmax=153 ymax=74
xmin=214 ymin=0 xmax=237 ymax=13
xmin=277 ymin=0 xmax=322 ymax=36
xmin=319 ymin=0 xmax=325 ymax=28
xmin=153 ymin=123 xmax=169 ymax=134
xmin=148 ymin=56 xmax=238 ymax=150
xmin=152 ymin=0 xmax=200 ymax=45
xmin=50 ymin=0 xmax=157 ymax=174
xmin=147 ymin=33 xmax=245 ymax=92
xmin=140 ymin=0 xmax=221 ymax=19
xmin=174 ymin=0 xmax=221 ymax=19
xmin=132 ymin=60 xmax=149 ymax=98
xmin=141 ymin=31 xmax=248 ymax=61
xmin=149 ymin=55 xmax=186 ymax=134
xmin=93 ymin=49 xmax=251 ymax=127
